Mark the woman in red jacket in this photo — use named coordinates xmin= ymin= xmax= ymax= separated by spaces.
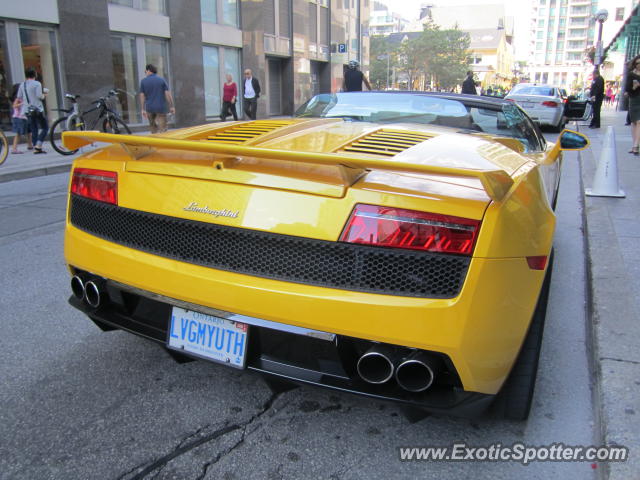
xmin=220 ymin=74 xmax=238 ymax=121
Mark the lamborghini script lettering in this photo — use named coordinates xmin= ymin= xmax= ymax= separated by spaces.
xmin=183 ymin=202 xmax=239 ymax=219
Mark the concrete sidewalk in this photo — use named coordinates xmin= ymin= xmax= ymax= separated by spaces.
xmin=577 ymin=109 xmax=640 ymax=480
xmin=0 ymin=142 xmax=83 ymax=183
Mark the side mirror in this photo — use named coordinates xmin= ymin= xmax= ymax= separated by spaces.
xmin=559 ymin=129 xmax=589 ymax=151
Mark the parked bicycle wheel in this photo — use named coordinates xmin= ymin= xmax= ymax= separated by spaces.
xmin=102 ymin=116 xmax=131 ymax=135
xmin=50 ymin=116 xmax=82 ymax=155
xmin=0 ymin=130 xmax=8 ymax=165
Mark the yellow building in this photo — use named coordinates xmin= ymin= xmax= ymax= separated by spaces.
xmin=468 ymin=28 xmax=515 ymax=91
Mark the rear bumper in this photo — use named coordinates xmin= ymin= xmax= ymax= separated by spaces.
xmin=525 ymin=108 xmax=563 ymax=126
xmin=67 ymin=279 xmax=493 ymax=418
xmin=65 ymin=224 xmax=546 ymax=395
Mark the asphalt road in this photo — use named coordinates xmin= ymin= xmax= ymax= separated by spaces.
xmin=0 ymin=137 xmax=599 ymax=480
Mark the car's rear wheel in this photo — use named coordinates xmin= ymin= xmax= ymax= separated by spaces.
xmin=552 ymin=118 xmax=565 ymax=133
xmin=492 ymin=251 xmax=553 ymax=420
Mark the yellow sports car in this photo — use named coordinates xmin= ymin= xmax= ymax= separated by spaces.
xmin=63 ymin=92 xmax=588 ymax=420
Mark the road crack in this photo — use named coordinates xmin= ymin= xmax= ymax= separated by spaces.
xmin=120 ymin=391 xmax=285 ymax=480
xmin=197 ymin=392 xmax=285 ymax=480
xmin=601 ymin=356 xmax=640 ymax=365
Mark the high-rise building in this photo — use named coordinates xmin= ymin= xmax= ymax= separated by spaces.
xmin=369 ymin=1 xmax=409 ymax=36
xmin=528 ymin=0 xmax=598 ymax=90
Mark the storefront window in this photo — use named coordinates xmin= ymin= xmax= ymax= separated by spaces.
xmin=223 ymin=47 xmax=241 ymax=113
xmin=144 ymin=37 xmax=169 ymax=79
xmin=20 ymin=26 xmax=62 ymax=124
xmin=112 ymin=35 xmax=138 ymax=124
xmin=0 ymin=22 xmax=11 ymax=131
xmin=201 ymin=46 xmax=241 ymax=119
xmin=203 ymin=46 xmax=220 ymax=117
xmin=111 ymin=34 xmax=170 ymax=124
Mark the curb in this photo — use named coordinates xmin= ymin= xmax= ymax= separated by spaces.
xmin=574 ymin=122 xmax=607 ymax=480
xmin=0 ymin=163 xmax=72 ymax=184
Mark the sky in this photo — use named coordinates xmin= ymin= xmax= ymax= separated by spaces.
xmin=376 ymin=0 xmax=532 ymax=60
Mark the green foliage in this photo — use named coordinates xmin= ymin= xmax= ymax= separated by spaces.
xmin=368 ymin=21 xmax=472 ymax=91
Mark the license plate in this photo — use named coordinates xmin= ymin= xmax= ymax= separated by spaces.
xmin=167 ymin=307 xmax=248 ymax=369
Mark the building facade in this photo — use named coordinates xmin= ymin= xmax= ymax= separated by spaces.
xmin=0 ymin=0 xmax=370 ymax=131
xmin=527 ymin=0 xmax=599 ymax=90
xmin=369 ymin=1 xmax=409 ymax=36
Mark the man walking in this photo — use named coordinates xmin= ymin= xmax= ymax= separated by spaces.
xmin=243 ymin=69 xmax=261 ymax=120
xmin=461 ymin=71 xmax=477 ymax=95
xmin=342 ymin=60 xmax=371 ymax=92
xmin=17 ymin=68 xmax=48 ymax=153
xmin=589 ymin=69 xmax=605 ymax=129
xmin=139 ymin=64 xmax=175 ymax=133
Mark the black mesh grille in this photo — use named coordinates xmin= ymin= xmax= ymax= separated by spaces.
xmin=69 ymin=195 xmax=470 ymax=298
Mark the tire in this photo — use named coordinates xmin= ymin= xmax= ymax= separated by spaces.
xmin=492 ymin=251 xmax=554 ymax=420
xmin=50 ymin=116 xmax=81 ymax=155
xmin=0 ymin=131 xmax=8 ymax=166
xmin=102 ymin=116 xmax=131 ymax=135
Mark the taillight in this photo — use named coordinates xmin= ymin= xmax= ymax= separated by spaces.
xmin=339 ymin=204 xmax=480 ymax=256
xmin=505 ymin=98 xmax=515 ymax=102
xmin=541 ymin=101 xmax=558 ymax=108
xmin=71 ymin=168 xmax=118 ymax=205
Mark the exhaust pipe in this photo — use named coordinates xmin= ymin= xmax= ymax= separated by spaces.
xmin=395 ymin=352 xmax=440 ymax=392
xmin=357 ymin=345 xmax=396 ymax=384
xmin=84 ymin=279 xmax=106 ymax=309
xmin=70 ymin=275 xmax=85 ymax=300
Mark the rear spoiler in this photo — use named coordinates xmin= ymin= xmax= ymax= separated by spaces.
xmin=63 ymin=131 xmax=514 ymax=202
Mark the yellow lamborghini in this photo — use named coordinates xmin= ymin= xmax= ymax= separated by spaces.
xmin=63 ymin=92 xmax=588 ymax=420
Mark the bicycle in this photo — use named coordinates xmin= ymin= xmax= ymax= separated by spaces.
xmin=0 ymin=130 xmax=8 ymax=165
xmin=49 ymin=89 xmax=131 ymax=155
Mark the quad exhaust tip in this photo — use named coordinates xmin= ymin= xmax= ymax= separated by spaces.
xmin=395 ymin=352 xmax=439 ymax=392
xmin=70 ymin=275 xmax=85 ymax=300
xmin=357 ymin=345 xmax=395 ymax=384
xmin=71 ymin=273 xmax=107 ymax=309
xmin=84 ymin=280 xmax=104 ymax=309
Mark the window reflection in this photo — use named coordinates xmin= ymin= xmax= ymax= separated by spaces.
xmin=19 ymin=26 xmax=62 ymax=124
xmin=0 ymin=22 xmax=10 ymax=130
xmin=203 ymin=46 xmax=220 ymax=117
xmin=111 ymin=34 xmax=170 ymax=124
xmin=201 ymin=0 xmax=217 ymax=23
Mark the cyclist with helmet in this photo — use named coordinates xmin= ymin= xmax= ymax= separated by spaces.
xmin=343 ymin=60 xmax=372 ymax=92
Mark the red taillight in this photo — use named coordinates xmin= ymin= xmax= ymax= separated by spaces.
xmin=506 ymin=98 xmax=515 ymax=102
xmin=526 ymin=255 xmax=548 ymax=270
xmin=71 ymin=168 xmax=118 ymax=205
xmin=541 ymin=101 xmax=558 ymax=108
xmin=339 ymin=204 xmax=481 ymax=256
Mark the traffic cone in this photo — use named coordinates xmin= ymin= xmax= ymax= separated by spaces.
xmin=585 ymin=126 xmax=625 ymax=197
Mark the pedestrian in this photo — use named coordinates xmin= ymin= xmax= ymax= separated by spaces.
xmin=220 ymin=73 xmax=238 ymax=122
xmin=139 ymin=64 xmax=175 ymax=134
xmin=625 ymin=57 xmax=640 ymax=154
xmin=605 ymin=84 xmax=613 ymax=106
xmin=461 ymin=71 xmax=477 ymax=95
xmin=342 ymin=60 xmax=372 ymax=92
xmin=588 ymin=69 xmax=605 ymax=129
xmin=16 ymin=68 xmax=48 ymax=154
xmin=242 ymin=69 xmax=261 ymax=120
xmin=10 ymin=83 xmax=33 ymax=154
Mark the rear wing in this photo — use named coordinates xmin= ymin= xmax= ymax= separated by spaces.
xmin=63 ymin=131 xmax=514 ymax=202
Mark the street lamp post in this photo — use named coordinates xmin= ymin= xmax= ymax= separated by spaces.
xmin=594 ymin=9 xmax=609 ymax=68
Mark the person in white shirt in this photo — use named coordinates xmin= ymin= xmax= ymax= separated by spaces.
xmin=242 ymin=69 xmax=261 ymax=120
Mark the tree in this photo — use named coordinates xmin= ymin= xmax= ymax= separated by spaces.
xmin=369 ymin=36 xmax=399 ymax=89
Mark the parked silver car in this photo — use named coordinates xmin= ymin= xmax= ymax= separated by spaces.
xmin=505 ymin=84 xmax=566 ymax=131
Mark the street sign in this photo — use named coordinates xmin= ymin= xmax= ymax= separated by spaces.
xmin=338 ymin=43 xmax=346 ymax=53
